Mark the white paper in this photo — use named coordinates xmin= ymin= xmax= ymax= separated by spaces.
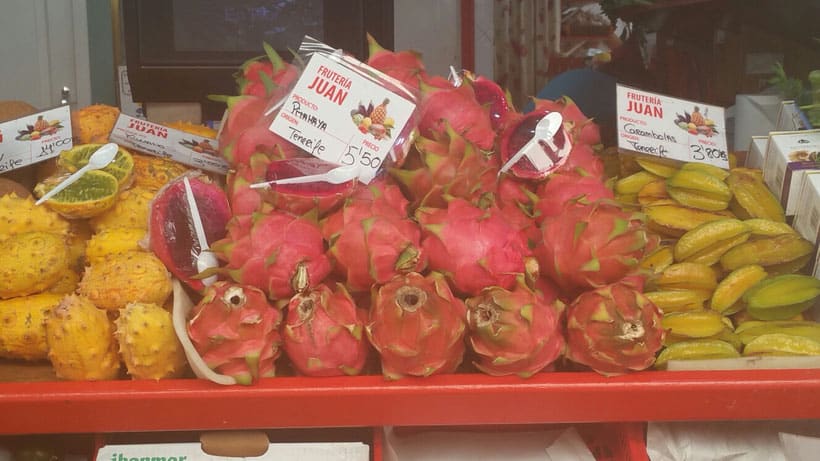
xmin=647 ymin=421 xmax=820 ymax=461
xmin=544 ymin=427 xmax=596 ymax=461
xmin=384 ymin=426 xmax=583 ymax=461
xmin=780 ymin=432 xmax=820 ymax=461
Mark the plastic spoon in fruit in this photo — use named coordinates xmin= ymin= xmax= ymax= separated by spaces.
xmin=498 ymin=112 xmax=563 ymax=175
xmin=35 ymin=142 xmax=119 ymax=205
xmin=183 ymin=176 xmax=218 ymax=287
xmin=250 ymin=163 xmax=359 ymax=188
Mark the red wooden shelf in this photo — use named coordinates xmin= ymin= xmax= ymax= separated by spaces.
xmin=2 ymin=369 xmax=820 ymax=435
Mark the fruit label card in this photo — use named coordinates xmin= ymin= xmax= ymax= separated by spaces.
xmin=268 ymin=52 xmax=417 ymax=184
xmin=0 ymin=105 xmax=72 ymax=173
xmin=109 ymin=113 xmax=228 ymax=174
xmin=616 ymin=84 xmax=729 ymax=168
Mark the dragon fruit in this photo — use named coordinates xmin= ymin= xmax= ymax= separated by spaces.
xmin=416 ymin=198 xmax=535 ymax=297
xmin=417 ymin=79 xmax=496 ymax=151
xmin=210 ymin=210 xmax=332 ymax=300
xmin=283 ymin=283 xmax=369 ymax=376
xmin=464 ymin=71 xmax=515 ymax=131
xmin=148 ymin=175 xmax=232 ymax=292
xmin=390 ymin=124 xmax=498 ymax=209
xmin=534 ymin=171 xmax=613 ymax=222
xmin=498 ymin=97 xmax=603 ymax=180
xmin=367 ymin=272 xmax=467 ymax=379
xmin=187 ymin=281 xmax=283 ymax=385
xmin=466 ymin=277 xmax=564 ymax=377
xmin=537 ymin=198 xmax=650 ymax=297
xmin=237 ymin=42 xmax=299 ymax=99
xmin=322 ymin=182 xmax=426 ymax=292
xmin=565 ymin=282 xmax=665 ymax=375
xmin=366 ymin=33 xmax=428 ymax=89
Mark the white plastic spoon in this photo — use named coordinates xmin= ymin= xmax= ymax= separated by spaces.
xmin=498 ymin=112 xmax=563 ymax=175
xmin=183 ymin=176 xmax=218 ymax=288
xmin=250 ymin=163 xmax=359 ymax=188
xmin=35 ymin=143 xmax=119 ymax=205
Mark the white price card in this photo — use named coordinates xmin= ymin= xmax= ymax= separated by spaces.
xmin=109 ymin=113 xmax=228 ymax=175
xmin=616 ymin=84 xmax=729 ymax=168
xmin=269 ymin=52 xmax=416 ymax=184
xmin=0 ymin=105 xmax=72 ymax=173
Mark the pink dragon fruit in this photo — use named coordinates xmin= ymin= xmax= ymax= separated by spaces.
xmin=366 ymin=33 xmax=427 ymax=89
xmin=416 ymin=198 xmax=535 ymax=297
xmin=210 ymin=210 xmax=332 ymax=300
xmin=390 ymin=124 xmax=498 ymax=209
xmin=417 ymin=80 xmax=497 ymax=151
xmin=466 ymin=277 xmax=565 ymax=377
xmin=534 ymin=171 xmax=614 ymax=222
xmin=537 ymin=199 xmax=651 ymax=298
xmin=214 ymin=95 xmax=269 ymax=148
xmin=322 ymin=182 xmax=427 ymax=292
xmin=464 ymin=71 xmax=515 ymax=131
xmin=565 ymin=281 xmax=665 ymax=375
xmin=237 ymin=42 xmax=299 ymax=99
xmin=367 ymin=272 xmax=467 ymax=379
xmin=497 ymin=97 xmax=603 ymax=180
xmin=187 ymin=281 xmax=282 ymax=385
xmin=283 ymin=283 xmax=369 ymax=376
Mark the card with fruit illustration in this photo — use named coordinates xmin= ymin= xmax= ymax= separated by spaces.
xmin=0 ymin=105 xmax=72 ymax=173
xmin=674 ymin=106 xmax=718 ymax=137
xmin=616 ymin=84 xmax=728 ymax=168
xmin=15 ymin=115 xmax=64 ymax=141
xmin=350 ymin=99 xmax=394 ymax=140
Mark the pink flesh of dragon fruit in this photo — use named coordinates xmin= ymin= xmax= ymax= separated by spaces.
xmin=187 ymin=281 xmax=282 ymax=385
xmin=148 ymin=175 xmax=232 ymax=292
xmin=465 ymin=72 xmax=515 ymax=131
xmin=264 ymin=157 xmax=358 ymax=216
xmin=565 ymin=281 xmax=664 ymax=376
xmin=416 ymin=198 xmax=535 ymax=297
xmin=210 ymin=211 xmax=332 ymax=300
xmin=417 ymin=80 xmax=496 ymax=151
xmin=283 ymin=283 xmax=369 ymax=377
xmin=496 ymin=110 xmax=573 ymax=180
xmin=322 ymin=182 xmax=426 ymax=292
xmin=466 ymin=277 xmax=565 ymax=378
xmin=537 ymin=199 xmax=651 ymax=298
xmin=367 ymin=271 xmax=467 ymax=380
xmin=390 ymin=124 xmax=499 ymax=209
xmin=534 ymin=171 xmax=613 ymax=222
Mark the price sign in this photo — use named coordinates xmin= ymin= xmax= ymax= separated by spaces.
xmin=269 ymin=52 xmax=416 ymax=184
xmin=0 ymin=105 xmax=72 ymax=173
xmin=616 ymin=84 xmax=729 ymax=168
xmin=109 ymin=114 xmax=228 ymax=175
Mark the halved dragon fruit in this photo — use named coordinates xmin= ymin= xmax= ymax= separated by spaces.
xmin=148 ymin=175 xmax=232 ymax=292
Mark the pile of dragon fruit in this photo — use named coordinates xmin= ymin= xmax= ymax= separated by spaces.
xmin=174 ymin=37 xmax=665 ymax=384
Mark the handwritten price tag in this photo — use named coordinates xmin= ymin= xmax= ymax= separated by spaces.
xmin=0 ymin=105 xmax=72 ymax=173
xmin=616 ymin=84 xmax=728 ymax=168
xmin=269 ymin=53 xmax=416 ymax=184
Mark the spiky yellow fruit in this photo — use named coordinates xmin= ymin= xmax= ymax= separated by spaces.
xmin=45 ymin=270 xmax=81 ymax=295
xmin=0 ymin=232 xmax=70 ymax=299
xmin=85 ymin=227 xmax=147 ymax=263
xmin=115 ymin=302 xmax=187 ymax=380
xmin=0 ymin=293 xmax=63 ymax=361
xmin=45 ymin=295 xmax=121 ymax=380
xmin=88 ymin=186 xmax=155 ymax=232
xmin=71 ymin=104 xmax=119 ymax=144
xmin=0 ymin=195 xmax=70 ymax=243
xmin=78 ymin=251 xmax=172 ymax=311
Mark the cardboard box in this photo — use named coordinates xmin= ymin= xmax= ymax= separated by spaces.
xmin=745 ymin=135 xmax=768 ymax=170
xmin=762 ymin=129 xmax=820 ymax=216
xmin=793 ymin=171 xmax=820 ymax=245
